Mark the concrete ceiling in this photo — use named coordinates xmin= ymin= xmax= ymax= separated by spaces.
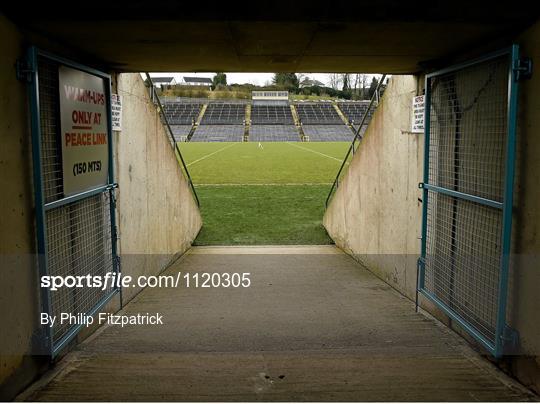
xmin=3 ymin=2 xmax=537 ymax=73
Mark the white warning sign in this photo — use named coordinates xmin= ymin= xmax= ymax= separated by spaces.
xmin=59 ymin=66 xmax=109 ymax=197
xmin=111 ymin=94 xmax=122 ymax=131
xmin=411 ymin=95 xmax=425 ymax=134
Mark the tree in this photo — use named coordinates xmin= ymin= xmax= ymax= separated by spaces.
xmin=272 ymin=73 xmax=299 ymax=92
xmin=360 ymin=75 xmax=368 ymax=99
xmin=368 ymin=76 xmax=379 ymax=99
xmin=341 ymin=74 xmax=350 ymax=92
xmin=350 ymin=74 xmax=367 ymax=99
xmin=212 ymin=72 xmax=227 ymax=89
xmin=352 ymin=74 xmax=359 ymax=93
xmin=328 ymin=73 xmax=341 ymax=90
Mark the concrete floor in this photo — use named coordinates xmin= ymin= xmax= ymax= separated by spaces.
xmin=21 ymin=246 xmax=537 ymax=401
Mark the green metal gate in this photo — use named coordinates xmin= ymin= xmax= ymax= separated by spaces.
xmin=25 ymin=48 xmax=119 ymax=357
xmin=418 ymin=45 xmax=530 ymax=357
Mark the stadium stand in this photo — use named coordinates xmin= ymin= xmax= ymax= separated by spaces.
xmin=249 ymin=125 xmax=300 ymax=142
xmin=249 ymin=104 xmax=298 ymax=142
xmin=191 ymin=125 xmax=245 ymax=142
xmin=294 ymin=102 xmax=353 ymax=141
xmin=162 ymin=102 xmax=202 ymax=124
xmin=200 ymin=103 xmax=246 ymax=125
xmin=251 ymin=105 xmax=294 ymax=125
xmin=337 ymin=101 xmax=373 ymax=135
xmin=170 ymin=125 xmax=193 ymax=142
xmin=302 ymin=125 xmax=354 ymax=141
xmin=295 ymin=103 xmax=343 ymax=125
xmin=163 ymin=99 xmax=367 ymax=142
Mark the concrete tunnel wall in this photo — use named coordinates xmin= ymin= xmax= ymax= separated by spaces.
xmin=324 ymin=75 xmax=423 ymax=299
xmin=323 ymin=22 xmax=540 ymax=393
xmin=0 ymin=15 xmax=41 ymax=400
xmin=0 ymin=15 xmax=202 ymax=399
xmin=113 ymin=73 xmax=202 ymax=304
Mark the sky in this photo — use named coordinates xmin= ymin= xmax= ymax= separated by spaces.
xmin=148 ymin=72 xmax=380 ymax=87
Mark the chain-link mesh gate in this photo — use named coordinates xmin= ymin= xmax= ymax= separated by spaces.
xmin=418 ymin=46 xmax=522 ymax=357
xmin=27 ymin=48 xmax=119 ymax=357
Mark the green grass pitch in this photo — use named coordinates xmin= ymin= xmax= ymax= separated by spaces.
xmin=178 ymin=142 xmax=351 ymax=245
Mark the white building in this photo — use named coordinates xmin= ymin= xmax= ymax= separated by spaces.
xmin=300 ymin=78 xmax=325 ymax=88
xmin=150 ymin=76 xmax=176 ymax=88
xmin=182 ymin=76 xmax=213 ymax=87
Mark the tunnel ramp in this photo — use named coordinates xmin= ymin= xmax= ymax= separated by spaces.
xmin=20 ymin=246 xmax=536 ymax=401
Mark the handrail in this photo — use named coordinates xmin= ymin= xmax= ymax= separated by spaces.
xmin=144 ymin=73 xmax=200 ymax=207
xmin=325 ymin=74 xmax=387 ymax=208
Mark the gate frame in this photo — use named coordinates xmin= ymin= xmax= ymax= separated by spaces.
xmin=26 ymin=47 xmax=119 ymax=358
xmin=417 ymin=45 xmax=521 ymax=358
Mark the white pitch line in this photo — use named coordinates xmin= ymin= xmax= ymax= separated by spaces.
xmin=185 ymin=143 xmax=237 ymax=167
xmin=287 ymin=142 xmax=347 ymax=163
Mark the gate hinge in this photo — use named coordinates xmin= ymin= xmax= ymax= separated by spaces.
xmin=501 ymin=325 xmax=520 ymax=355
xmin=15 ymin=59 xmax=35 ymax=82
xmin=418 ymin=182 xmax=425 ymax=189
xmin=415 ymin=257 xmax=426 ymax=312
xmin=107 ymin=183 xmax=118 ymax=204
xmin=513 ymin=57 xmax=532 ymax=81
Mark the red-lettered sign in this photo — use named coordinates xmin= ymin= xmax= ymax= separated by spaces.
xmin=59 ymin=66 xmax=109 ymax=196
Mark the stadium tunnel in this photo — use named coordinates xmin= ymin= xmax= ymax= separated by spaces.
xmin=1 ymin=2 xmax=540 ymax=400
